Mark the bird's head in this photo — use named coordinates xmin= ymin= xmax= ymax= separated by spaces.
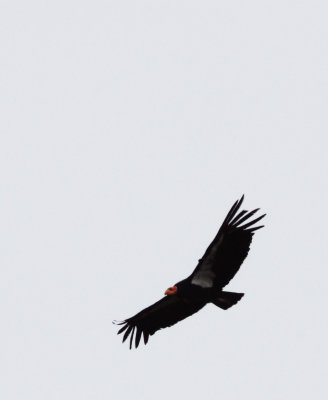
xmin=165 ymin=286 xmax=178 ymax=295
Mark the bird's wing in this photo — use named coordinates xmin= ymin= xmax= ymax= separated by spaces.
xmin=114 ymin=295 xmax=205 ymax=349
xmin=190 ymin=195 xmax=265 ymax=289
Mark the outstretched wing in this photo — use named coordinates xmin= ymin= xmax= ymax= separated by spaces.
xmin=114 ymin=296 xmax=205 ymax=349
xmin=190 ymin=195 xmax=265 ymax=289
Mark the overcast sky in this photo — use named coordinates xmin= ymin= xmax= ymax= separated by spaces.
xmin=1 ymin=1 xmax=328 ymax=399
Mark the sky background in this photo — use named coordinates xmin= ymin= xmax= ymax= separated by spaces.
xmin=1 ymin=1 xmax=328 ymax=399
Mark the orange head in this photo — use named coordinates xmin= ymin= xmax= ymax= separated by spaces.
xmin=165 ymin=286 xmax=178 ymax=295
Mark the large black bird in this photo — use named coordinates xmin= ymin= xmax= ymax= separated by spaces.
xmin=114 ymin=196 xmax=265 ymax=349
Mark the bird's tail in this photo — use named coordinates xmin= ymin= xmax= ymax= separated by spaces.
xmin=212 ymin=291 xmax=244 ymax=310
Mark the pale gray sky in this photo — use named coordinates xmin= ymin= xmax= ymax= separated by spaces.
xmin=1 ymin=1 xmax=327 ymax=399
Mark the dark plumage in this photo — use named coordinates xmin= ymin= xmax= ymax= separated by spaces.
xmin=114 ymin=195 xmax=265 ymax=348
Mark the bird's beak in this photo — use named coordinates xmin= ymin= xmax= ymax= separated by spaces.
xmin=165 ymin=286 xmax=178 ymax=295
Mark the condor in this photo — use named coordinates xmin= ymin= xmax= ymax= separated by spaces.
xmin=114 ymin=195 xmax=265 ymax=349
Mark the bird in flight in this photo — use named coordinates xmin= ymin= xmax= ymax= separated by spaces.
xmin=114 ymin=195 xmax=265 ymax=349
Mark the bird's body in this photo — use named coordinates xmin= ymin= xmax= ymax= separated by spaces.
xmin=114 ymin=196 xmax=265 ymax=348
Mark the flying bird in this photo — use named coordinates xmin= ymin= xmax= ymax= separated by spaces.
xmin=114 ymin=195 xmax=265 ymax=349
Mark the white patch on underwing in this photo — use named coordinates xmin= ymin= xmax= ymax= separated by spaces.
xmin=191 ymin=234 xmax=223 ymax=288
xmin=191 ymin=270 xmax=215 ymax=288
